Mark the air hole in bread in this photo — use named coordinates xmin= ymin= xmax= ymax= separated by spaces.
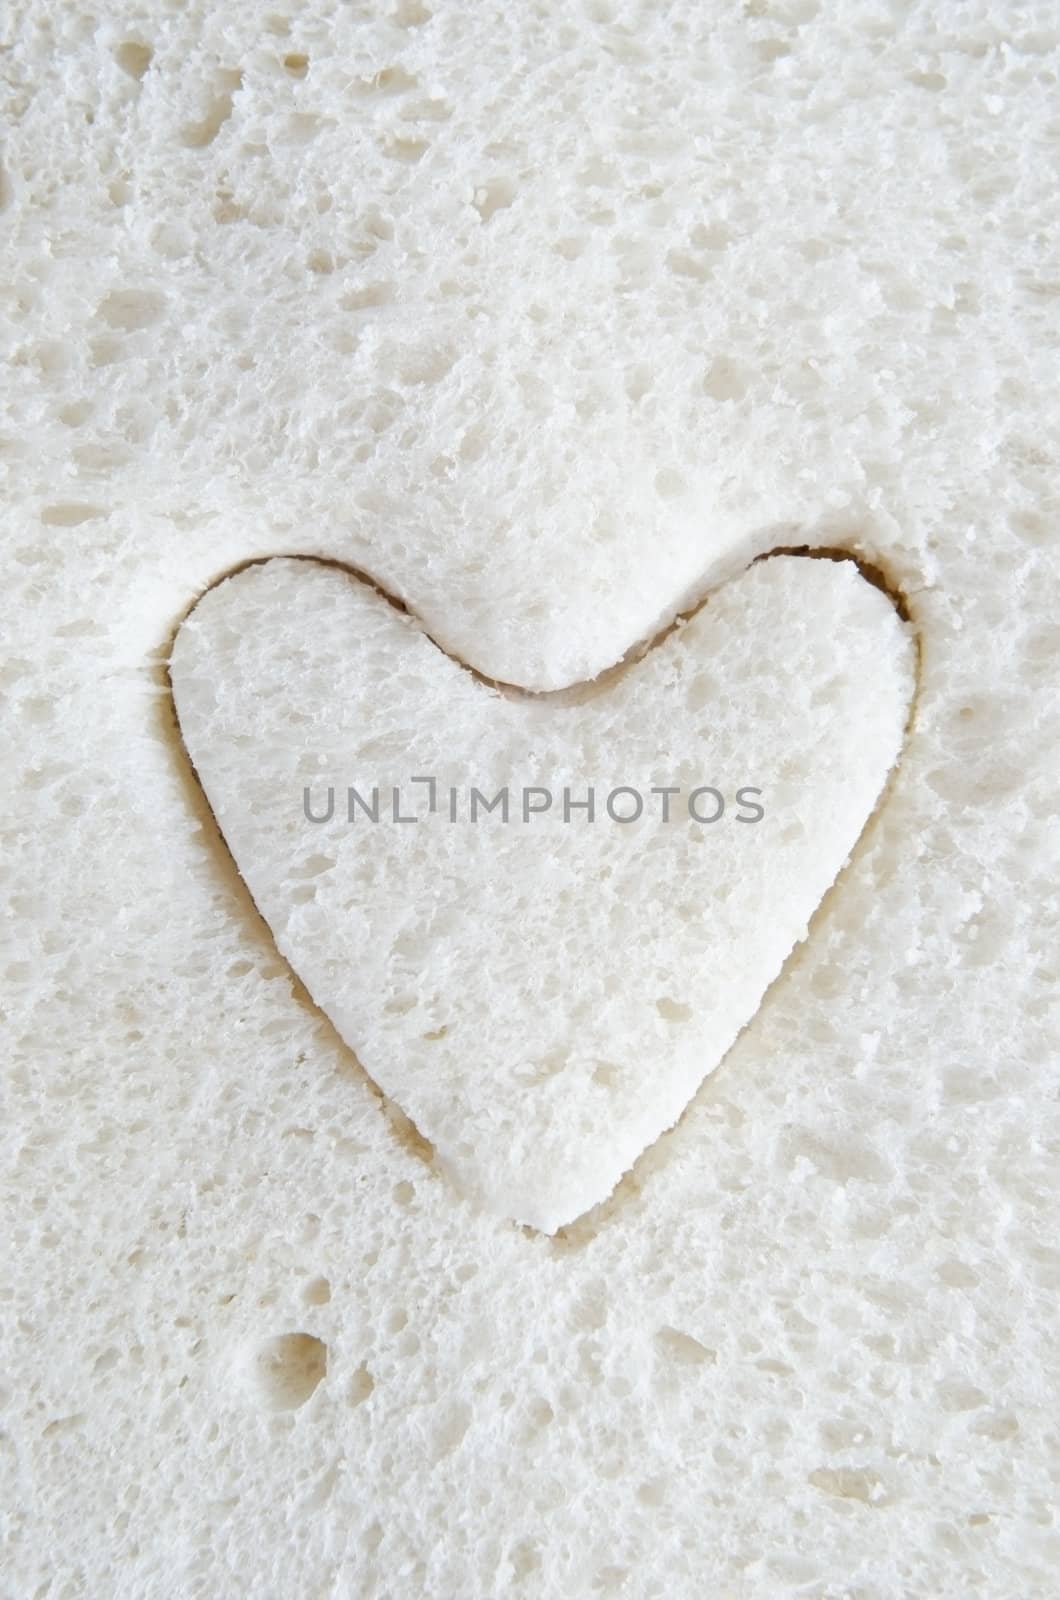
xmin=40 ymin=503 xmax=105 ymax=526
xmin=655 ymin=1326 xmax=716 ymax=1366
xmin=114 ymin=41 xmax=152 ymax=80
xmin=656 ymin=997 xmax=693 ymax=1023
xmin=386 ymin=137 xmax=429 ymax=164
xmin=808 ymin=1466 xmax=889 ymax=1505
xmin=181 ymin=71 xmax=243 ymax=149
xmin=473 ymin=176 xmax=516 ymax=223
xmin=393 ymin=0 xmax=432 ymax=25
xmin=247 ymin=1332 xmax=327 ymax=1411
xmin=348 ymin=1365 xmax=375 ymax=1407
xmin=97 ymin=288 xmax=166 ymax=333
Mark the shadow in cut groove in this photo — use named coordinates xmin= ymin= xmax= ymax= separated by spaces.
xmin=152 ymin=654 xmax=440 ymax=1182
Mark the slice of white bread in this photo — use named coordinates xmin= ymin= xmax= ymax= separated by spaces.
xmin=3 ymin=0 xmax=1059 ymax=1595
xmin=171 ymin=553 xmax=913 ymax=1231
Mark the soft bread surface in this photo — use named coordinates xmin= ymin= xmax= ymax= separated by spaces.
xmin=3 ymin=1 xmax=1058 ymax=1596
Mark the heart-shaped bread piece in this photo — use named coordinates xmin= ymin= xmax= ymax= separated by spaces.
xmin=170 ymin=555 xmax=914 ymax=1231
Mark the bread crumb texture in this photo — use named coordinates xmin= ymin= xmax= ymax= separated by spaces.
xmin=2 ymin=0 xmax=1058 ymax=1596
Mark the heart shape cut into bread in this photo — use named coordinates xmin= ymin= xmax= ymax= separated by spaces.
xmin=170 ymin=554 xmax=914 ymax=1231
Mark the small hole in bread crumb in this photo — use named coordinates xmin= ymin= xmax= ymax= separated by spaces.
xmin=656 ymin=997 xmax=692 ymax=1023
xmin=386 ymin=136 xmax=428 ymax=163
xmin=115 ymin=42 xmax=153 ymax=80
xmin=97 ymin=288 xmax=166 ymax=332
xmin=349 ymin=1364 xmax=375 ymax=1407
xmin=247 ymin=1332 xmax=327 ymax=1411
xmin=473 ymin=176 xmax=516 ymax=222
xmin=655 ymin=1325 xmax=716 ymax=1366
xmin=181 ymin=72 xmax=242 ymax=149
xmin=393 ymin=0 xmax=432 ymax=25
xmin=41 ymin=503 xmax=106 ymax=526
xmin=283 ymin=53 xmax=309 ymax=78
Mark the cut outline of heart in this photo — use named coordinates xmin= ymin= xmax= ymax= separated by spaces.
xmin=163 ymin=543 xmax=920 ymax=1240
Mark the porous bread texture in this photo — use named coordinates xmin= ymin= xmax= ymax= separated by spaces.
xmin=3 ymin=0 xmax=1060 ymax=1597
xmin=1 ymin=0 xmax=1054 ymax=690
xmin=171 ymin=554 xmax=914 ymax=1232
